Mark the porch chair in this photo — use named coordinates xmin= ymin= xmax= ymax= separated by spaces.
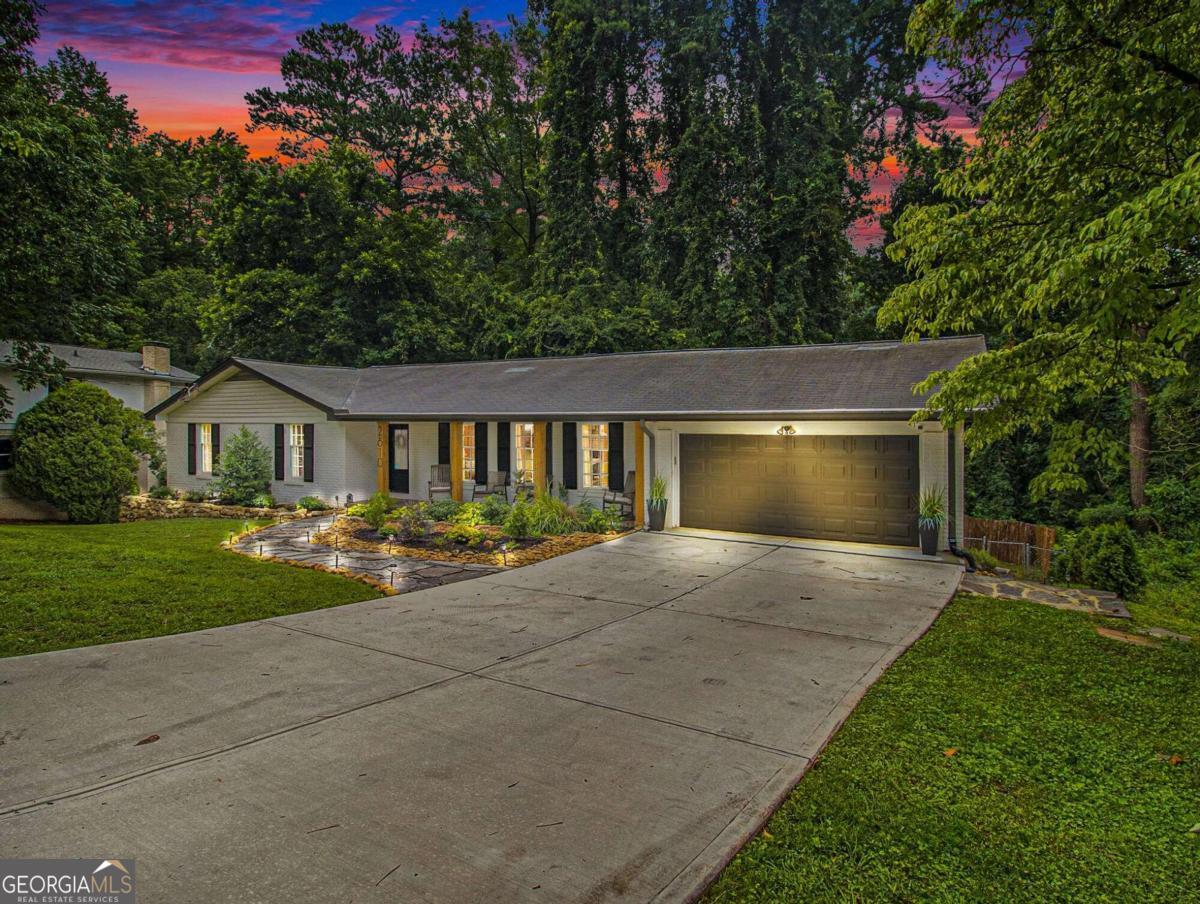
xmin=428 ymin=463 xmax=452 ymax=501
xmin=603 ymin=470 xmax=637 ymax=519
xmin=472 ymin=470 xmax=508 ymax=500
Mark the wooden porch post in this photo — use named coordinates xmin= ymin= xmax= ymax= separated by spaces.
xmin=376 ymin=422 xmax=388 ymax=494
xmin=450 ymin=421 xmax=464 ymax=501
xmin=635 ymin=423 xmax=645 ymax=527
xmin=533 ymin=421 xmax=548 ymax=492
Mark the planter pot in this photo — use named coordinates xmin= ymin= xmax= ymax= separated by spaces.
xmin=648 ymin=504 xmax=667 ymax=532
xmin=919 ymin=523 xmax=941 ymax=556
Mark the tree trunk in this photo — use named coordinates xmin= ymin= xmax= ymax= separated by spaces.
xmin=1129 ymin=378 xmax=1150 ymax=509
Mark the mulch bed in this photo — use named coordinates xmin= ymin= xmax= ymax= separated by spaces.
xmin=313 ymin=516 xmax=630 ymax=567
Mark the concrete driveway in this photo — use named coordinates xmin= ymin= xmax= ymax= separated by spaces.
xmin=0 ymin=532 xmax=960 ymax=902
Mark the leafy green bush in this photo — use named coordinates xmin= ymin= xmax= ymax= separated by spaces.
xmin=479 ymin=493 xmax=510 ymax=525
xmin=1053 ymin=523 xmax=1145 ymax=598
xmin=346 ymin=502 xmax=367 ymax=517
xmin=378 ymin=525 xmax=397 ymax=540
xmin=211 ymin=426 xmax=273 ymax=506
xmin=1144 ymin=477 xmax=1200 ymax=538
xmin=444 ymin=523 xmax=485 ymax=546
xmin=451 ymin=502 xmax=484 ymax=526
xmin=296 ymin=494 xmax=329 ymax=511
xmin=1077 ymin=501 xmax=1131 ymax=528
xmin=426 ymin=498 xmax=462 ymax=521
xmin=394 ymin=503 xmax=430 ymax=540
xmin=148 ymin=484 xmax=176 ymax=500
xmin=182 ymin=489 xmax=209 ymax=503
xmin=360 ymin=491 xmax=397 ymax=531
xmin=250 ymin=492 xmax=275 ymax=508
xmin=9 ymin=382 xmax=160 ymax=523
xmin=503 ymin=499 xmax=537 ymax=539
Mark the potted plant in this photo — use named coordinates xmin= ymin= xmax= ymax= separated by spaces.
xmin=918 ymin=486 xmax=946 ymax=556
xmin=648 ymin=474 xmax=668 ymax=531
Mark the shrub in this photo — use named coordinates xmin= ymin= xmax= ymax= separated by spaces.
xmin=9 ymin=381 xmax=160 ymax=523
xmin=211 ymin=426 xmax=273 ymax=506
xmin=964 ymin=546 xmax=1004 ymax=572
xmin=394 ymin=503 xmax=431 ymax=540
xmin=1077 ymin=501 xmax=1131 ymax=528
xmin=444 ymin=523 xmax=485 ymax=546
xmin=426 ymin=498 xmax=462 ymax=522
xmin=378 ymin=525 xmax=397 ymax=540
xmin=182 ymin=489 xmax=209 ymax=503
xmin=528 ymin=491 xmax=580 ymax=535
xmin=503 ymin=499 xmax=538 ymax=539
xmin=1054 ymin=523 xmax=1145 ymax=598
xmin=452 ymin=502 xmax=485 ymax=526
xmin=296 ymin=495 xmax=329 ymax=511
xmin=148 ymin=485 xmax=176 ymax=500
xmin=250 ymin=492 xmax=275 ymax=508
xmin=360 ymin=491 xmax=397 ymax=531
xmin=479 ymin=493 xmax=510 ymax=525
xmin=1145 ymin=477 xmax=1200 ymax=538
xmin=583 ymin=503 xmax=623 ymax=534
xmin=346 ymin=502 xmax=368 ymax=517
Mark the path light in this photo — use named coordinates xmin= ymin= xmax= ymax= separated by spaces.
xmin=228 ymin=530 xmax=234 ymax=546
xmin=258 ymin=542 xmax=263 ymax=558
xmin=335 ymin=551 xmax=339 ymax=569
xmin=500 ymin=542 xmax=508 ymax=567
xmin=389 ymin=569 xmax=395 ymax=588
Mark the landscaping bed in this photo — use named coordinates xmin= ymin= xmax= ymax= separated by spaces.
xmin=321 ymin=493 xmax=631 ymax=567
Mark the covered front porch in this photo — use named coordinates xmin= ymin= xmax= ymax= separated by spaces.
xmin=371 ymin=420 xmax=647 ymax=527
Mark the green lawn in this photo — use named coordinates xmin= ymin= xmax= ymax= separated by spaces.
xmin=0 ymin=518 xmax=380 ymax=658
xmin=707 ymin=594 xmax=1200 ymax=902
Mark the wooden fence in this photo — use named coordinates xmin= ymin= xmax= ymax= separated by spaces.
xmin=964 ymin=516 xmax=1057 ymax=579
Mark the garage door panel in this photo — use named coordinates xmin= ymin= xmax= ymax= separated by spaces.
xmin=680 ymin=433 xmax=919 ymax=546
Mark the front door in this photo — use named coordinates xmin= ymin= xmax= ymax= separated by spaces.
xmin=388 ymin=423 xmax=409 ymax=494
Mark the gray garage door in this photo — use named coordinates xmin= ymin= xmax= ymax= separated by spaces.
xmin=679 ymin=434 xmax=920 ymax=546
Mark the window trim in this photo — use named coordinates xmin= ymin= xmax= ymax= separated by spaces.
xmin=462 ymin=422 xmax=476 ymax=484
xmin=198 ymin=423 xmax=214 ymax=476
xmin=580 ymin=422 xmax=609 ymax=489
xmin=514 ymin=422 xmax=535 ymax=484
xmin=288 ymin=423 xmax=306 ymax=482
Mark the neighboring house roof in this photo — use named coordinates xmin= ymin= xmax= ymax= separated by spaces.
xmin=0 ymin=341 xmax=198 ymax=383
xmin=148 ymin=336 xmax=986 ymax=420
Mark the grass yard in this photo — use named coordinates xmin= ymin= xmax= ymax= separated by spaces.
xmin=0 ymin=518 xmax=381 ymax=658
xmin=707 ymin=594 xmax=1200 ymax=903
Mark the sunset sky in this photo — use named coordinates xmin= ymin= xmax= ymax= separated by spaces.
xmin=33 ymin=1 xmax=989 ymax=244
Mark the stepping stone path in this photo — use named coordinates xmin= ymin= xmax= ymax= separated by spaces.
xmin=234 ymin=516 xmax=500 ymax=594
xmin=960 ymin=572 xmax=1131 ymax=619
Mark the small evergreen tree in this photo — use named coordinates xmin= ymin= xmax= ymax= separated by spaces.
xmin=9 ymin=382 xmax=159 ymax=523
xmin=210 ymin=426 xmax=273 ymax=506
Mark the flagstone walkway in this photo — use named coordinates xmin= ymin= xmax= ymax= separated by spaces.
xmin=233 ymin=516 xmax=500 ymax=593
xmin=960 ymin=571 xmax=1131 ymax=618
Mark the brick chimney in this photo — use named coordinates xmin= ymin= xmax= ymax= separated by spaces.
xmin=141 ymin=343 xmax=172 ymax=412
xmin=141 ymin=342 xmax=170 ymax=374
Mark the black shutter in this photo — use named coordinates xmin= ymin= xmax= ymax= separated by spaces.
xmin=474 ymin=422 xmax=488 ymax=485
xmin=274 ymin=424 xmax=285 ymax=480
xmin=608 ymin=422 xmax=625 ymax=490
xmin=438 ymin=422 xmax=450 ymax=466
xmin=562 ymin=422 xmax=577 ymax=489
xmin=302 ymin=423 xmax=315 ymax=482
xmin=545 ymin=424 xmax=554 ymax=480
xmin=187 ymin=423 xmax=197 ymax=475
xmin=496 ymin=421 xmax=511 ymax=483
xmin=211 ymin=424 xmax=221 ymax=471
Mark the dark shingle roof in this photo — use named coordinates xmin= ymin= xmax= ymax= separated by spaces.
xmin=0 ymin=341 xmax=198 ymax=383
xmin=154 ymin=336 xmax=984 ymax=419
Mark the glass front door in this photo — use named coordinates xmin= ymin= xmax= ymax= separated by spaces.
xmin=388 ymin=423 xmax=409 ymax=493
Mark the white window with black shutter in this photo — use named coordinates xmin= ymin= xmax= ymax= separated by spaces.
xmin=580 ymin=423 xmax=609 ymax=488
xmin=277 ymin=423 xmax=314 ymax=483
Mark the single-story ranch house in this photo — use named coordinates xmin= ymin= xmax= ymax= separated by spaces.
xmin=147 ymin=335 xmax=984 ymax=550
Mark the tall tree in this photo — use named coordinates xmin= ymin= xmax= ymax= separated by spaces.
xmin=880 ymin=0 xmax=1200 ymax=507
xmin=245 ymin=23 xmax=447 ymax=205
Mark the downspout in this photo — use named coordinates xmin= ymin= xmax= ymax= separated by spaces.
xmin=641 ymin=421 xmax=655 ymax=529
xmin=946 ymin=424 xmax=975 ymax=572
